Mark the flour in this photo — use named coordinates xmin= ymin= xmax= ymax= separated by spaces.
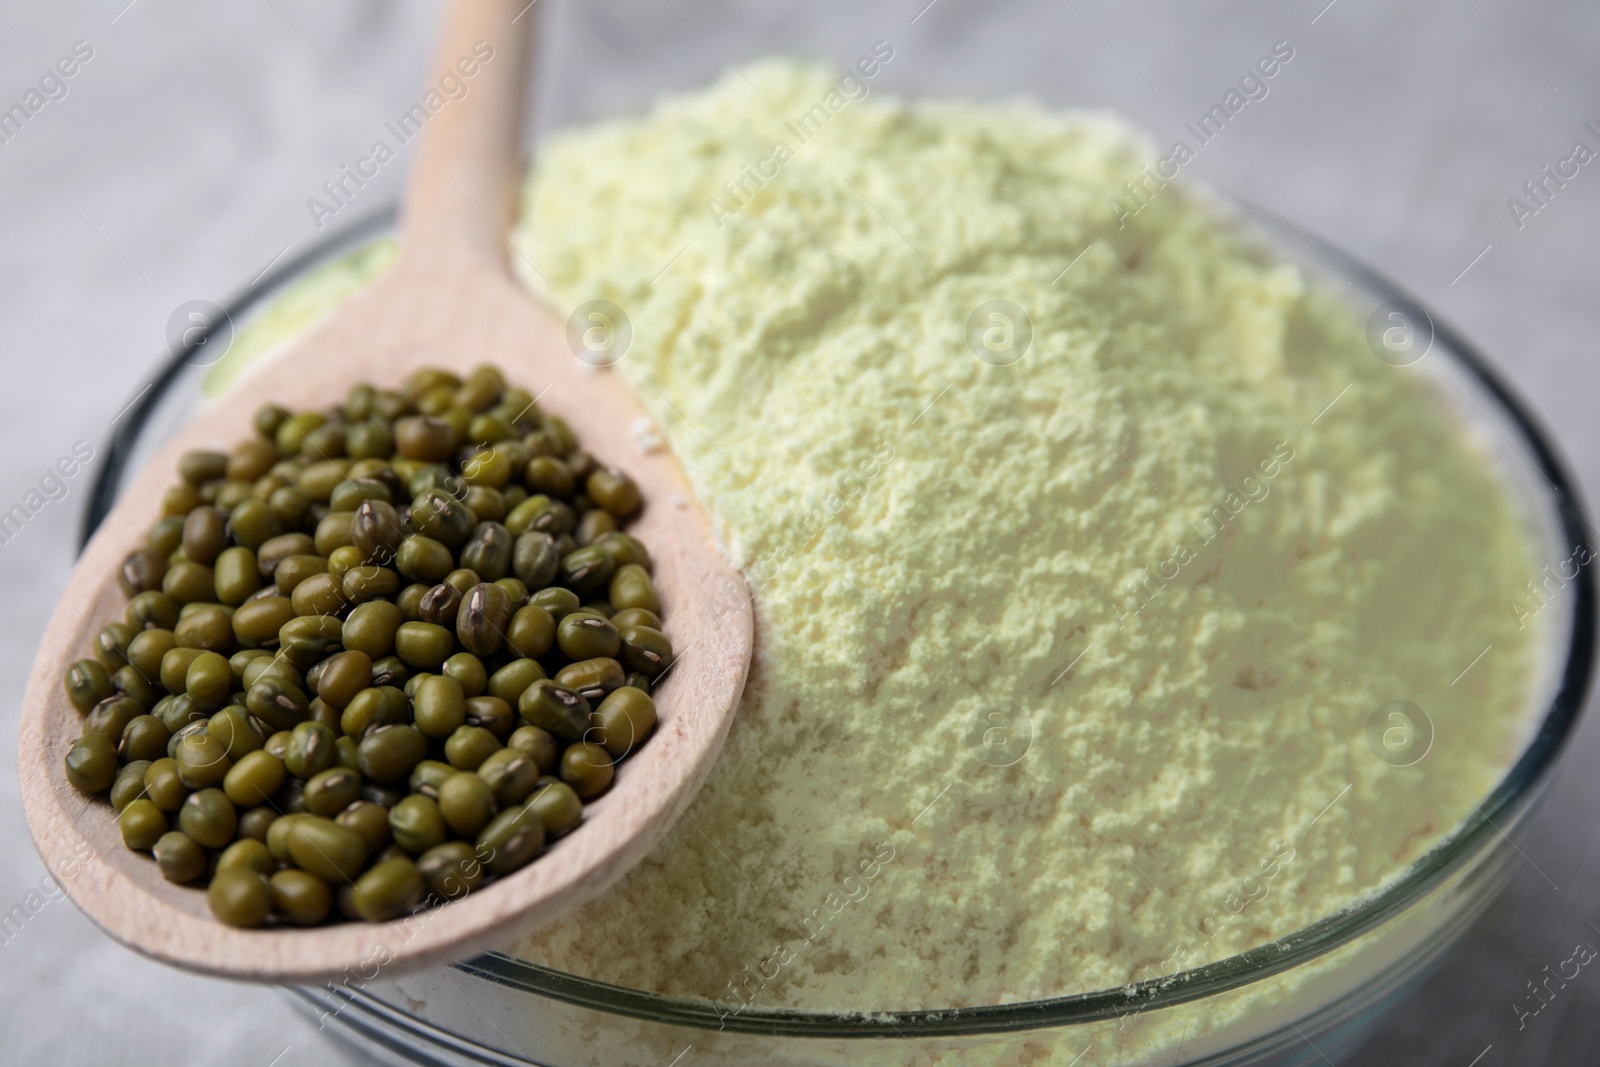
xmin=217 ymin=59 xmax=1542 ymax=1016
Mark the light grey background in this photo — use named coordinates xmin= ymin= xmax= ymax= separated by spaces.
xmin=1 ymin=1 xmax=1597 ymax=1064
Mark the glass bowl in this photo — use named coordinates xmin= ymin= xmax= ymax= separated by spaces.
xmin=86 ymin=202 xmax=1595 ymax=1067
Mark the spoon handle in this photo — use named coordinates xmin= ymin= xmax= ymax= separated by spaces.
xmin=399 ymin=0 xmax=537 ymax=273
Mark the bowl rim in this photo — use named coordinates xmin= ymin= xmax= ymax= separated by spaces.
xmin=86 ymin=202 xmax=1597 ymax=1040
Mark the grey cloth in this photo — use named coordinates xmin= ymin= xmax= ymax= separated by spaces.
xmin=0 ymin=1 xmax=1594 ymax=1064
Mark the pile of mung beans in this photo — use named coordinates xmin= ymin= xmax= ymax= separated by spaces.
xmin=61 ymin=364 xmax=672 ymax=928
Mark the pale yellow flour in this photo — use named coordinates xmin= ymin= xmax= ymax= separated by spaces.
xmin=211 ymin=61 xmax=1544 ymax=1015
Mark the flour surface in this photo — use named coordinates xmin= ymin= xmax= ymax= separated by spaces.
xmin=220 ymin=60 xmax=1540 ymax=1012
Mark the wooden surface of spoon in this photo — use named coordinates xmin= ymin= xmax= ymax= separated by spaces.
xmin=17 ymin=0 xmax=753 ymax=984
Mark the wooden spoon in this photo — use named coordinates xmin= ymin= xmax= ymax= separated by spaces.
xmin=18 ymin=0 xmax=752 ymax=984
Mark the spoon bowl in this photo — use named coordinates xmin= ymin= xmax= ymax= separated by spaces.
xmin=17 ymin=0 xmax=752 ymax=984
